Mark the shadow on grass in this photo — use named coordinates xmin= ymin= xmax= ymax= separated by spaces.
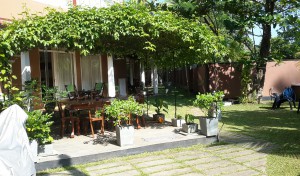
xmin=222 ymin=102 xmax=300 ymax=159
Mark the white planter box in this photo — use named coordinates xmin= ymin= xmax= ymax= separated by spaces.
xmin=199 ymin=117 xmax=218 ymax=137
xmin=171 ymin=119 xmax=186 ymax=127
xmin=29 ymin=140 xmax=38 ymax=162
xmin=116 ymin=125 xmax=134 ymax=147
xmin=38 ymin=143 xmax=53 ymax=156
xmin=182 ymin=123 xmax=198 ymax=133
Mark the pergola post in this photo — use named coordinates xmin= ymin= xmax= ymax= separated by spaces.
xmin=153 ymin=66 xmax=158 ymax=95
xmin=140 ymin=62 xmax=145 ymax=89
xmin=21 ymin=51 xmax=31 ymax=89
xmin=107 ymin=55 xmax=116 ymax=97
xmin=129 ymin=59 xmax=134 ymax=86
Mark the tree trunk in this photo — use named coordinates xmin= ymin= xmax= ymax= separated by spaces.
xmin=256 ymin=0 xmax=275 ymax=92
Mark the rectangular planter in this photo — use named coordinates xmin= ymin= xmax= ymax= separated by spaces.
xmin=182 ymin=123 xmax=198 ymax=133
xmin=29 ymin=140 xmax=38 ymax=162
xmin=199 ymin=117 xmax=218 ymax=137
xmin=171 ymin=119 xmax=186 ymax=127
xmin=116 ymin=125 xmax=134 ymax=147
xmin=38 ymin=143 xmax=53 ymax=156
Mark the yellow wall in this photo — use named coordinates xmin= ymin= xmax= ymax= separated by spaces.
xmin=0 ymin=0 xmax=66 ymax=20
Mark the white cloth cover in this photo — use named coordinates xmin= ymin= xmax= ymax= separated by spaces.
xmin=0 ymin=104 xmax=36 ymax=176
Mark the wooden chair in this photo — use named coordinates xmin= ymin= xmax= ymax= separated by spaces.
xmin=91 ymin=82 xmax=104 ymax=99
xmin=65 ymin=84 xmax=86 ymax=100
xmin=83 ymin=102 xmax=110 ymax=138
xmin=58 ymin=102 xmax=80 ymax=138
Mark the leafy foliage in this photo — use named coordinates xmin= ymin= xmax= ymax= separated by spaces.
xmin=185 ymin=114 xmax=195 ymax=124
xmin=152 ymin=97 xmax=168 ymax=114
xmin=26 ymin=110 xmax=53 ymax=144
xmin=193 ymin=91 xmax=224 ymax=116
xmin=105 ymin=97 xmax=144 ymax=126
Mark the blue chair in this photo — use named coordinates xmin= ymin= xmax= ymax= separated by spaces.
xmin=272 ymin=87 xmax=296 ymax=110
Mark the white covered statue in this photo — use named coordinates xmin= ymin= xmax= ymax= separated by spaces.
xmin=0 ymin=104 xmax=36 ymax=176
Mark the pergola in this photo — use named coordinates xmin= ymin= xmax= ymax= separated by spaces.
xmin=0 ymin=3 xmax=228 ymax=113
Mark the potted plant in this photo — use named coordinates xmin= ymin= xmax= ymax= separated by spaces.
xmin=152 ymin=98 xmax=168 ymax=123
xmin=182 ymin=114 xmax=198 ymax=133
xmin=193 ymin=91 xmax=224 ymax=137
xmin=172 ymin=114 xmax=186 ymax=127
xmin=125 ymin=96 xmax=144 ymax=128
xmin=26 ymin=110 xmax=54 ymax=157
xmin=105 ymin=98 xmax=142 ymax=147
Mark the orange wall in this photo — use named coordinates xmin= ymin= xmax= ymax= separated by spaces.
xmin=263 ymin=60 xmax=300 ymax=96
xmin=75 ymin=52 xmax=82 ymax=90
xmin=193 ymin=65 xmax=208 ymax=94
xmin=114 ymin=58 xmax=127 ymax=85
xmin=209 ymin=63 xmax=242 ymax=98
xmin=0 ymin=0 xmax=65 ymax=20
xmin=11 ymin=57 xmax=22 ymax=90
xmin=29 ymin=48 xmax=41 ymax=82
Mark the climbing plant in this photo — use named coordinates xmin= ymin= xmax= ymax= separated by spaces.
xmin=0 ymin=3 xmax=229 ymax=107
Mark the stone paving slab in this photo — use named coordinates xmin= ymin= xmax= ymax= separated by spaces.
xmin=203 ymin=164 xmax=249 ymax=175
xmin=88 ymin=164 xmax=133 ymax=175
xmin=105 ymin=170 xmax=140 ymax=176
xmin=244 ymin=158 xmax=267 ymax=168
xmin=222 ymin=169 xmax=261 ymax=176
xmin=85 ymin=161 xmax=128 ymax=171
xmin=135 ymin=158 xmax=174 ymax=168
xmin=141 ymin=163 xmax=182 ymax=174
xmin=39 ymin=129 xmax=275 ymax=176
xmin=149 ymin=167 xmax=192 ymax=176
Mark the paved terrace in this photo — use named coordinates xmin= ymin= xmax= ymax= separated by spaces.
xmin=36 ymin=122 xmax=217 ymax=171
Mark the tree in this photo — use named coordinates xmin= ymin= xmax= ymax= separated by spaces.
xmin=166 ymin=0 xmax=300 ymax=94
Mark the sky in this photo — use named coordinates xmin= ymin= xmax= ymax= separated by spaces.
xmin=251 ymin=25 xmax=279 ymax=45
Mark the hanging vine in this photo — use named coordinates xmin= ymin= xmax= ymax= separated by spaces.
xmin=0 ymin=3 xmax=229 ymax=109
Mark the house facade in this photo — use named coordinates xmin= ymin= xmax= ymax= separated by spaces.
xmin=2 ymin=0 xmax=144 ymax=98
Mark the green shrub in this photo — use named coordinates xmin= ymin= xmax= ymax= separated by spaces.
xmin=193 ymin=91 xmax=224 ymax=116
xmin=26 ymin=110 xmax=53 ymax=145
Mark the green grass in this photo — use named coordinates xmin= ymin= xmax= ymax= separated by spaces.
xmin=222 ymin=102 xmax=300 ymax=176
xmin=146 ymin=89 xmax=202 ymax=121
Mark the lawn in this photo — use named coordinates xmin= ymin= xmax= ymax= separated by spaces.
xmin=222 ymin=102 xmax=300 ymax=176
xmin=146 ymin=88 xmax=203 ymax=121
xmin=148 ymin=90 xmax=300 ymax=175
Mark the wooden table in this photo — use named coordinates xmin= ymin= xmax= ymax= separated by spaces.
xmin=59 ymin=99 xmax=111 ymax=138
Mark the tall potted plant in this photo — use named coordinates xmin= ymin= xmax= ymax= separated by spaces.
xmin=152 ymin=98 xmax=168 ymax=123
xmin=105 ymin=98 xmax=143 ymax=146
xmin=26 ymin=110 xmax=54 ymax=157
xmin=193 ymin=91 xmax=224 ymax=137
xmin=125 ymin=96 xmax=144 ymax=128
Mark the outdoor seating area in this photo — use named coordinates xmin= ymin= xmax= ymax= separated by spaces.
xmin=56 ymin=94 xmax=146 ymax=139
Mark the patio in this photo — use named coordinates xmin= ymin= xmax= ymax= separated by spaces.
xmin=35 ymin=121 xmax=217 ymax=171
